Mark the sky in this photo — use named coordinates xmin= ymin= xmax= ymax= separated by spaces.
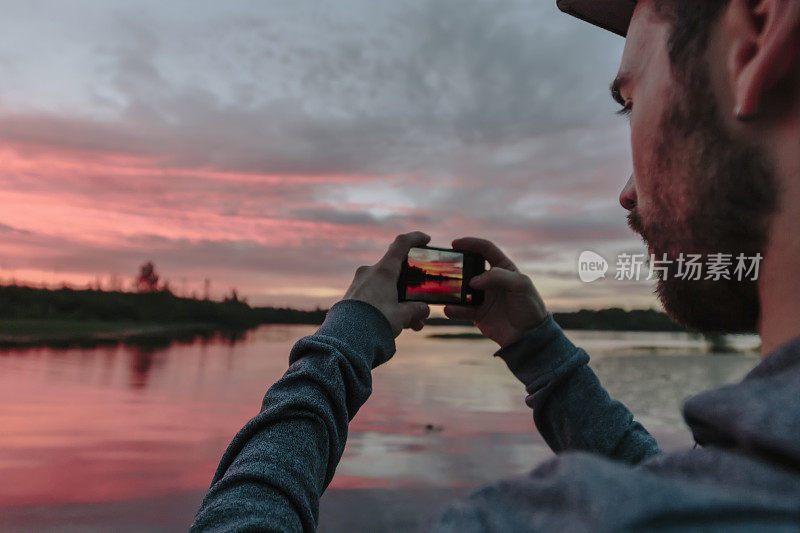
xmin=0 ymin=0 xmax=659 ymax=312
xmin=408 ymin=248 xmax=463 ymax=279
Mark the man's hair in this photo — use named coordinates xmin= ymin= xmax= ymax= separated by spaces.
xmin=655 ymin=1 xmax=731 ymax=72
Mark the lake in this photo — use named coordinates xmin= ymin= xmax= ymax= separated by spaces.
xmin=0 ymin=325 xmax=760 ymax=532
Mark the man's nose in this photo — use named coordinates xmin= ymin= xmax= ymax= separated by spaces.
xmin=619 ymin=175 xmax=637 ymax=211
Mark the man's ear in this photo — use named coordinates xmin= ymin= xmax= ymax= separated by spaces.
xmin=728 ymin=0 xmax=800 ymax=120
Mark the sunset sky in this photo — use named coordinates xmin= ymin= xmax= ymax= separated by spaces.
xmin=0 ymin=0 xmax=656 ymax=312
xmin=408 ymin=248 xmax=463 ymax=279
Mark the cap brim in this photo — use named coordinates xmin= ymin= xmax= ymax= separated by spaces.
xmin=556 ymin=0 xmax=636 ymax=37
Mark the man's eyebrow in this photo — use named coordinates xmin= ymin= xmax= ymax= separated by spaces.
xmin=610 ymin=74 xmax=630 ymax=106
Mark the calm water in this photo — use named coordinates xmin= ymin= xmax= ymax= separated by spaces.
xmin=0 ymin=325 xmax=760 ymax=529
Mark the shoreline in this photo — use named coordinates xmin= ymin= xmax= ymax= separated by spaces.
xmin=0 ymin=319 xmax=235 ymax=349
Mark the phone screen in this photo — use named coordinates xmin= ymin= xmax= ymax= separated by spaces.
xmin=405 ymin=247 xmax=464 ymax=303
xmin=398 ymin=247 xmax=485 ymax=305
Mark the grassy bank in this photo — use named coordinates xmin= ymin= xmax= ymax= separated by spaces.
xmin=0 ymin=285 xmax=326 ymax=348
xmin=0 ymin=319 xmax=226 ymax=348
xmin=424 ymin=308 xmax=688 ymax=332
xmin=427 ymin=332 xmax=485 ymax=340
xmin=0 ymin=285 xmax=326 ymax=326
xmin=0 ymin=285 xmax=710 ymax=348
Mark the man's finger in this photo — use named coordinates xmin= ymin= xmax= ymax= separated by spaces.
xmin=401 ymin=301 xmax=430 ymax=329
xmin=380 ymin=231 xmax=431 ymax=274
xmin=443 ymin=304 xmax=477 ymax=321
xmin=469 ymin=267 xmax=529 ymax=291
xmin=451 ymin=237 xmax=517 ymax=271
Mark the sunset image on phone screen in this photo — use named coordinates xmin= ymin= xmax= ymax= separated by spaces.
xmin=405 ymin=248 xmax=463 ymax=303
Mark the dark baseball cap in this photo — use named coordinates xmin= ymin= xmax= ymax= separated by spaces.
xmin=557 ymin=0 xmax=636 ymax=37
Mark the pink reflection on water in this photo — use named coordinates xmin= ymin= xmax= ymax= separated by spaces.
xmin=0 ymin=325 xmax=539 ymax=509
xmin=406 ymin=279 xmax=461 ymax=300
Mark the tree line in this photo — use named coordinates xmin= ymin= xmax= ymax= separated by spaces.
xmin=0 ymin=261 xmax=326 ymax=327
xmin=1 ymin=262 xmax=700 ymax=332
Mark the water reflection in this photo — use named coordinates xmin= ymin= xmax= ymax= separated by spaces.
xmin=0 ymin=329 xmax=251 ymax=391
xmin=0 ymin=325 xmax=759 ymax=512
xmin=407 ymin=279 xmax=462 ymax=301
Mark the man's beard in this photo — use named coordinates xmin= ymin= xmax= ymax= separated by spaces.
xmin=627 ymin=62 xmax=779 ymax=333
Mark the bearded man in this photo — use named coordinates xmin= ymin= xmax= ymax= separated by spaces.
xmin=193 ymin=1 xmax=800 ymax=530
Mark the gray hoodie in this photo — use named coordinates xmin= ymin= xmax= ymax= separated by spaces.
xmin=191 ymin=299 xmax=800 ymax=532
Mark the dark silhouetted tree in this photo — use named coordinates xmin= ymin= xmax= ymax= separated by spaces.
xmin=225 ymin=288 xmax=239 ymax=303
xmin=136 ymin=262 xmax=160 ymax=293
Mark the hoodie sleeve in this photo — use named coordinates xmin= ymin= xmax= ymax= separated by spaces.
xmin=495 ymin=314 xmax=661 ymax=464
xmin=190 ymin=299 xmax=395 ymax=533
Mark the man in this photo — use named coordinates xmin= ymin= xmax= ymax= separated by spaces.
xmin=192 ymin=0 xmax=800 ymax=530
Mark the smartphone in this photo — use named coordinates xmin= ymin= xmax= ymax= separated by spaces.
xmin=397 ymin=246 xmax=486 ymax=306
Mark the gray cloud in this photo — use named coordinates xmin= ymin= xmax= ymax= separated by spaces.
xmin=0 ymin=0 xmax=625 ymax=176
xmin=0 ymin=0 xmax=649 ymax=309
xmin=288 ymin=207 xmax=432 ymax=227
xmin=0 ymin=222 xmax=30 ymax=235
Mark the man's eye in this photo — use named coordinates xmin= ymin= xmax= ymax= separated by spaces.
xmin=616 ymin=101 xmax=633 ymax=118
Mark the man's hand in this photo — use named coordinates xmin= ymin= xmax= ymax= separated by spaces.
xmin=343 ymin=231 xmax=432 ymax=338
xmin=444 ymin=237 xmax=547 ymax=348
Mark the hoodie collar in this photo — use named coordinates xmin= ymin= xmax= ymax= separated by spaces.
xmin=682 ymin=335 xmax=800 ymax=466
